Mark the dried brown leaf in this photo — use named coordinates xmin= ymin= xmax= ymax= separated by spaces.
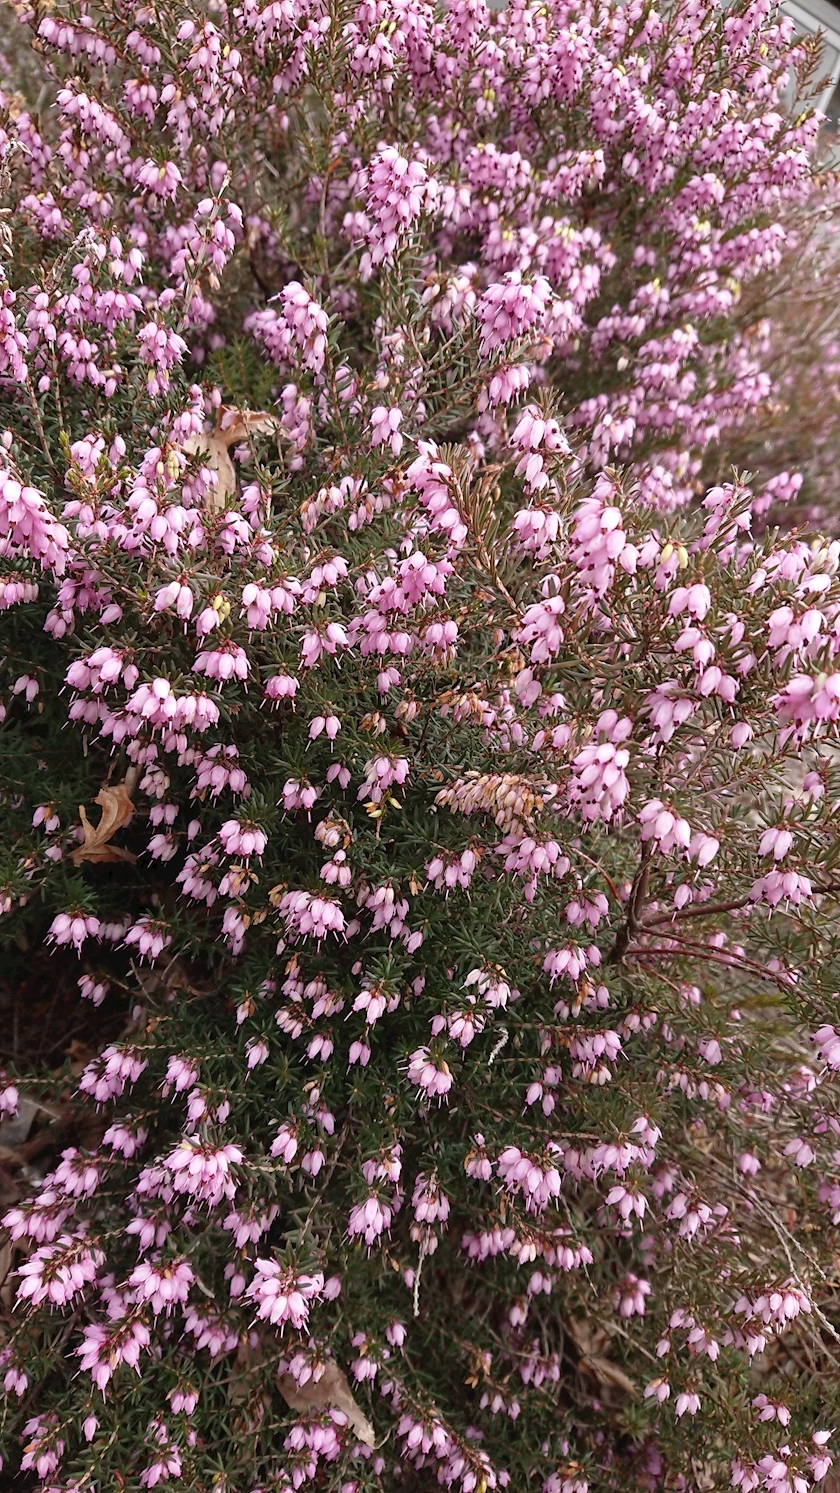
xmin=566 ymin=1318 xmax=637 ymax=1398
xmin=278 ymin=1361 xmax=376 ymax=1448
xmin=579 ymin=1354 xmax=638 ymax=1398
xmin=65 ymin=1040 xmax=100 ymax=1077
xmin=228 ymin=1335 xmax=265 ymax=1407
xmin=183 ymin=407 xmax=280 ymax=511
xmin=0 ymin=1239 xmax=14 ymax=1308
xmin=565 ymin=1317 xmax=606 ymax=1356
xmin=0 ymin=1096 xmax=39 ymax=1151
xmin=69 ymin=782 xmax=136 ymax=866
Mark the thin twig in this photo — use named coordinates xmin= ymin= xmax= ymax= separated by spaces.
xmin=641 ymin=894 xmax=753 ymax=929
xmin=608 ymin=843 xmax=652 ymax=963
xmin=413 ymin=1237 xmax=429 ymax=1319
xmin=628 ymin=947 xmax=793 ymax=987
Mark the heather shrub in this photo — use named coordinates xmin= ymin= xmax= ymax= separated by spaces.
xmin=700 ymin=173 xmax=840 ymax=526
xmin=3 ymin=0 xmax=840 ymax=1491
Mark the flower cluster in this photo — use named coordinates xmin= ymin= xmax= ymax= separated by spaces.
xmin=0 ymin=0 xmax=839 ymax=1489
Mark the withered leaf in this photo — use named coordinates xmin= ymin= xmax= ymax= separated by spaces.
xmin=566 ymin=1318 xmax=637 ymax=1398
xmin=578 ymin=1354 xmax=638 ymax=1398
xmin=565 ymin=1316 xmax=603 ymax=1355
xmin=229 ymin=1335 xmax=267 ymax=1408
xmin=69 ymin=782 xmax=136 ymax=866
xmin=66 ymin=1040 xmax=100 ymax=1076
xmin=0 ymin=1095 xmax=39 ymax=1151
xmin=0 ymin=1239 xmax=14 ymax=1308
xmin=278 ymin=1361 xmax=376 ymax=1448
xmin=183 ymin=407 xmax=280 ymax=512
